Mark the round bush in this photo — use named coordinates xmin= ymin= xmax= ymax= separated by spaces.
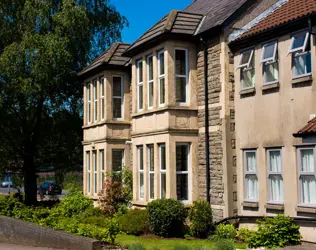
xmin=213 ymin=224 xmax=237 ymax=241
xmin=147 ymin=199 xmax=187 ymax=237
xmin=188 ymin=200 xmax=213 ymax=238
xmin=118 ymin=209 xmax=149 ymax=236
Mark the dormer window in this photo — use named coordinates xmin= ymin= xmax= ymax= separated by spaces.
xmin=175 ymin=49 xmax=188 ymax=105
xmin=238 ymin=49 xmax=255 ymax=89
xmin=262 ymin=41 xmax=279 ymax=84
xmin=289 ymin=31 xmax=311 ymax=78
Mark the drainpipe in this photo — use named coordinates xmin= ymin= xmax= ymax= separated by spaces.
xmin=201 ymin=37 xmax=211 ymax=204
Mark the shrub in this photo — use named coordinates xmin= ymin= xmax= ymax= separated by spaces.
xmin=247 ymin=215 xmax=301 ymax=249
xmin=236 ymin=228 xmax=254 ymax=243
xmin=118 ymin=209 xmax=149 ymax=236
xmin=188 ymin=200 xmax=213 ymax=238
xmin=212 ymin=224 xmax=236 ymax=241
xmin=213 ymin=239 xmax=235 ymax=250
xmin=128 ymin=243 xmax=146 ymax=250
xmin=147 ymin=199 xmax=187 ymax=237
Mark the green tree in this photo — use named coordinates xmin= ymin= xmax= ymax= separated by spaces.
xmin=0 ymin=0 xmax=127 ymax=205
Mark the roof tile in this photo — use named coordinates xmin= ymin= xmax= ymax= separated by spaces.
xmin=294 ymin=117 xmax=316 ymax=137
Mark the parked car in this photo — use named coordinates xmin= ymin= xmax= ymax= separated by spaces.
xmin=1 ymin=177 xmax=13 ymax=188
xmin=38 ymin=181 xmax=62 ymax=195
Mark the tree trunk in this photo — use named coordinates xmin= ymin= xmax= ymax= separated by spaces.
xmin=23 ymin=149 xmax=38 ymax=206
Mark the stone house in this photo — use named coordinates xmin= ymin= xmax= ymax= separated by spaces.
xmin=79 ymin=0 xmax=286 ymax=222
xmin=229 ymin=0 xmax=316 ymax=242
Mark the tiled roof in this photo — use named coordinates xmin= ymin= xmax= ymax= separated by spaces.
xmin=294 ymin=117 xmax=316 ymax=137
xmin=124 ymin=11 xmax=203 ymax=55
xmin=184 ymin=0 xmax=249 ymax=34
xmin=79 ymin=42 xmax=130 ymax=76
xmin=238 ymin=0 xmax=316 ymax=40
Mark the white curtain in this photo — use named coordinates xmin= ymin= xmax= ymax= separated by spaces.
xmin=269 ymin=151 xmax=283 ymax=201
xmin=301 ymin=149 xmax=314 ymax=172
xmin=302 ymin=176 xmax=316 ymax=204
xmin=246 ymin=152 xmax=256 ymax=172
xmin=246 ymin=175 xmax=258 ymax=200
xmin=269 ymin=151 xmax=281 ymax=172
xmin=294 ymin=53 xmax=311 ymax=76
xmin=265 ymin=62 xmax=279 ymax=83
xmin=242 ymin=68 xmax=255 ymax=88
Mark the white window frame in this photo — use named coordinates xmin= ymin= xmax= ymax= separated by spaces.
xmin=238 ymin=49 xmax=254 ymax=69
xmin=289 ymin=31 xmax=310 ymax=54
xmin=93 ymin=80 xmax=98 ymax=122
xmin=112 ymin=75 xmax=124 ymax=120
xmin=100 ymin=77 xmax=105 ymax=120
xmin=99 ymin=149 xmax=104 ymax=191
xmin=93 ymin=151 xmax=97 ymax=195
xmin=176 ymin=143 xmax=190 ymax=203
xmin=244 ymin=149 xmax=258 ymax=202
xmin=147 ymin=55 xmax=154 ymax=109
xmin=137 ymin=60 xmax=143 ymax=111
xmin=159 ymin=144 xmax=166 ymax=199
xmin=138 ymin=146 xmax=144 ymax=200
xmin=267 ymin=148 xmax=283 ymax=204
xmin=261 ymin=41 xmax=278 ymax=63
xmin=297 ymin=147 xmax=316 ymax=207
xmin=148 ymin=144 xmax=155 ymax=200
xmin=175 ymin=48 xmax=189 ymax=106
xmin=87 ymin=83 xmax=91 ymax=124
xmin=158 ymin=50 xmax=165 ymax=107
xmin=86 ymin=151 xmax=91 ymax=194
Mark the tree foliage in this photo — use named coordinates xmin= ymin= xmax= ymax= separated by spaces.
xmin=0 ymin=0 xmax=127 ymax=205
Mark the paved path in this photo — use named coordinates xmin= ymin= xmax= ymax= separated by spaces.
xmin=0 ymin=243 xmax=63 ymax=250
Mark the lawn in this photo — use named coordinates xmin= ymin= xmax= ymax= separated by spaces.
xmin=116 ymin=235 xmax=247 ymax=250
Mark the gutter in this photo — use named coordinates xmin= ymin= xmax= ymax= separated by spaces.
xmin=201 ymin=36 xmax=211 ymax=204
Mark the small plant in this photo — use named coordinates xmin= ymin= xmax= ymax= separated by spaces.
xmin=212 ymin=239 xmax=235 ymax=250
xmin=128 ymin=243 xmax=146 ymax=250
xmin=147 ymin=198 xmax=187 ymax=237
xmin=236 ymin=228 xmax=254 ymax=243
xmin=247 ymin=215 xmax=301 ymax=249
xmin=188 ymin=200 xmax=213 ymax=238
xmin=212 ymin=224 xmax=236 ymax=241
xmin=118 ymin=209 xmax=149 ymax=236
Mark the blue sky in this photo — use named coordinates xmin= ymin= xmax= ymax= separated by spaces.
xmin=111 ymin=0 xmax=193 ymax=44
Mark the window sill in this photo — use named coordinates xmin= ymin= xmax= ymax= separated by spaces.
xmin=292 ymin=75 xmax=312 ymax=85
xmin=82 ymin=120 xmax=131 ymax=129
xmin=131 ymin=200 xmax=148 ymax=207
xmin=240 ymin=87 xmax=255 ymax=95
xmin=242 ymin=201 xmax=259 ymax=208
xmin=296 ymin=205 xmax=316 ymax=214
xmin=262 ymin=82 xmax=280 ymax=91
xmin=265 ymin=203 xmax=284 ymax=211
xmin=132 ymin=106 xmax=198 ymax=118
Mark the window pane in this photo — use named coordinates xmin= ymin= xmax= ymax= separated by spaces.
xmin=301 ymin=176 xmax=316 ymax=204
xmin=294 ymin=53 xmax=311 ymax=77
xmin=139 ymin=147 xmax=143 ymax=170
xmin=149 ymin=173 xmax=154 ymax=199
xmin=263 ymin=43 xmax=275 ymax=60
xmin=148 ymin=56 xmax=153 ymax=81
xmin=94 ymin=173 xmax=97 ymax=194
xmin=177 ymin=174 xmax=188 ymax=200
xmin=148 ymin=145 xmax=154 ymax=171
xmin=101 ymin=79 xmax=104 ymax=96
xmin=159 ymin=78 xmax=165 ymax=104
xmin=292 ymin=34 xmax=306 ymax=49
xmin=242 ymin=68 xmax=255 ymax=88
xmin=159 ymin=52 xmax=164 ymax=75
xmin=161 ymin=173 xmax=166 ymax=198
xmin=240 ymin=50 xmax=252 ymax=65
xmin=138 ymin=85 xmax=143 ymax=110
xmin=113 ymin=77 xmax=122 ymax=96
xmin=245 ymin=151 xmax=256 ymax=172
xmin=269 ymin=150 xmax=281 ymax=172
xmin=100 ymin=150 xmax=104 ymax=171
xmin=149 ymin=81 xmax=153 ymax=107
xmin=301 ymin=149 xmax=314 ymax=172
xmin=138 ymin=61 xmax=143 ymax=82
xmin=269 ymin=175 xmax=283 ymax=201
xmin=176 ymin=78 xmax=187 ymax=103
xmin=86 ymin=152 xmax=90 ymax=171
xmin=93 ymin=152 xmax=97 ymax=171
xmin=175 ymin=50 xmax=186 ymax=75
xmin=101 ymin=98 xmax=105 ymax=119
xmin=160 ymin=145 xmax=166 ymax=170
xmin=264 ymin=62 xmax=279 ymax=83
xmin=245 ymin=174 xmax=258 ymax=200
xmin=139 ymin=172 xmax=144 ymax=199
xmin=88 ymin=173 xmax=90 ymax=193
xmin=87 ymin=85 xmax=91 ymax=101
xmin=112 ymin=150 xmax=124 ymax=172
xmin=176 ymin=145 xmax=189 ymax=172
xmin=113 ymin=98 xmax=122 ymax=119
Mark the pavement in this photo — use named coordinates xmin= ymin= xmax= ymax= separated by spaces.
xmin=0 ymin=243 xmax=64 ymax=250
xmin=0 ymin=187 xmax=67 ymax=199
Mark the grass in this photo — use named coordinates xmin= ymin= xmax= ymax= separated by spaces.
xmin=116 ymin=235 xmax=247 ymax=250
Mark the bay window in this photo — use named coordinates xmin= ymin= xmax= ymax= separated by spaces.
xmin=289 ymin=31 xmax=311 ymax=78
xmin=159 ymin=144 xmax=166 ymax=199
xmin=176 ymin=143 xmax=190 ymax=202
xmin=175 ymin=49 xmax=188 ymax=105
xmin=86 ymin=151 xmax=91 ymax=194
xmin=262 ymin=41 xmax=279 ymax=84
xmin=100 ymin=78 xmax=105 ymax=120
xmin=298 ymin=148 xmax=316 ymax=205
xmin=158 ymin=50 xmax=165 ymax=106
xmin=147 ymin=55 xmax=154 ymax=109
xmin=238 ymin=49 xmax=255 ymax=89
xmin=93 ymin=80 xmax=97 ymax=122
xmin=244 ymin=150 xmax=258 ymax=201
xmin=137 ymin=60 xmax=143 ymax=111
xmin=148 ymin=145 xmax=154 ymax=200
xmin=113 ymin=76 xmax=123 ymax=119
xmin=267 ymin=149 xmax=283 ymax=203
xmin=138 ymin=146 xmax=144 ymax=199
